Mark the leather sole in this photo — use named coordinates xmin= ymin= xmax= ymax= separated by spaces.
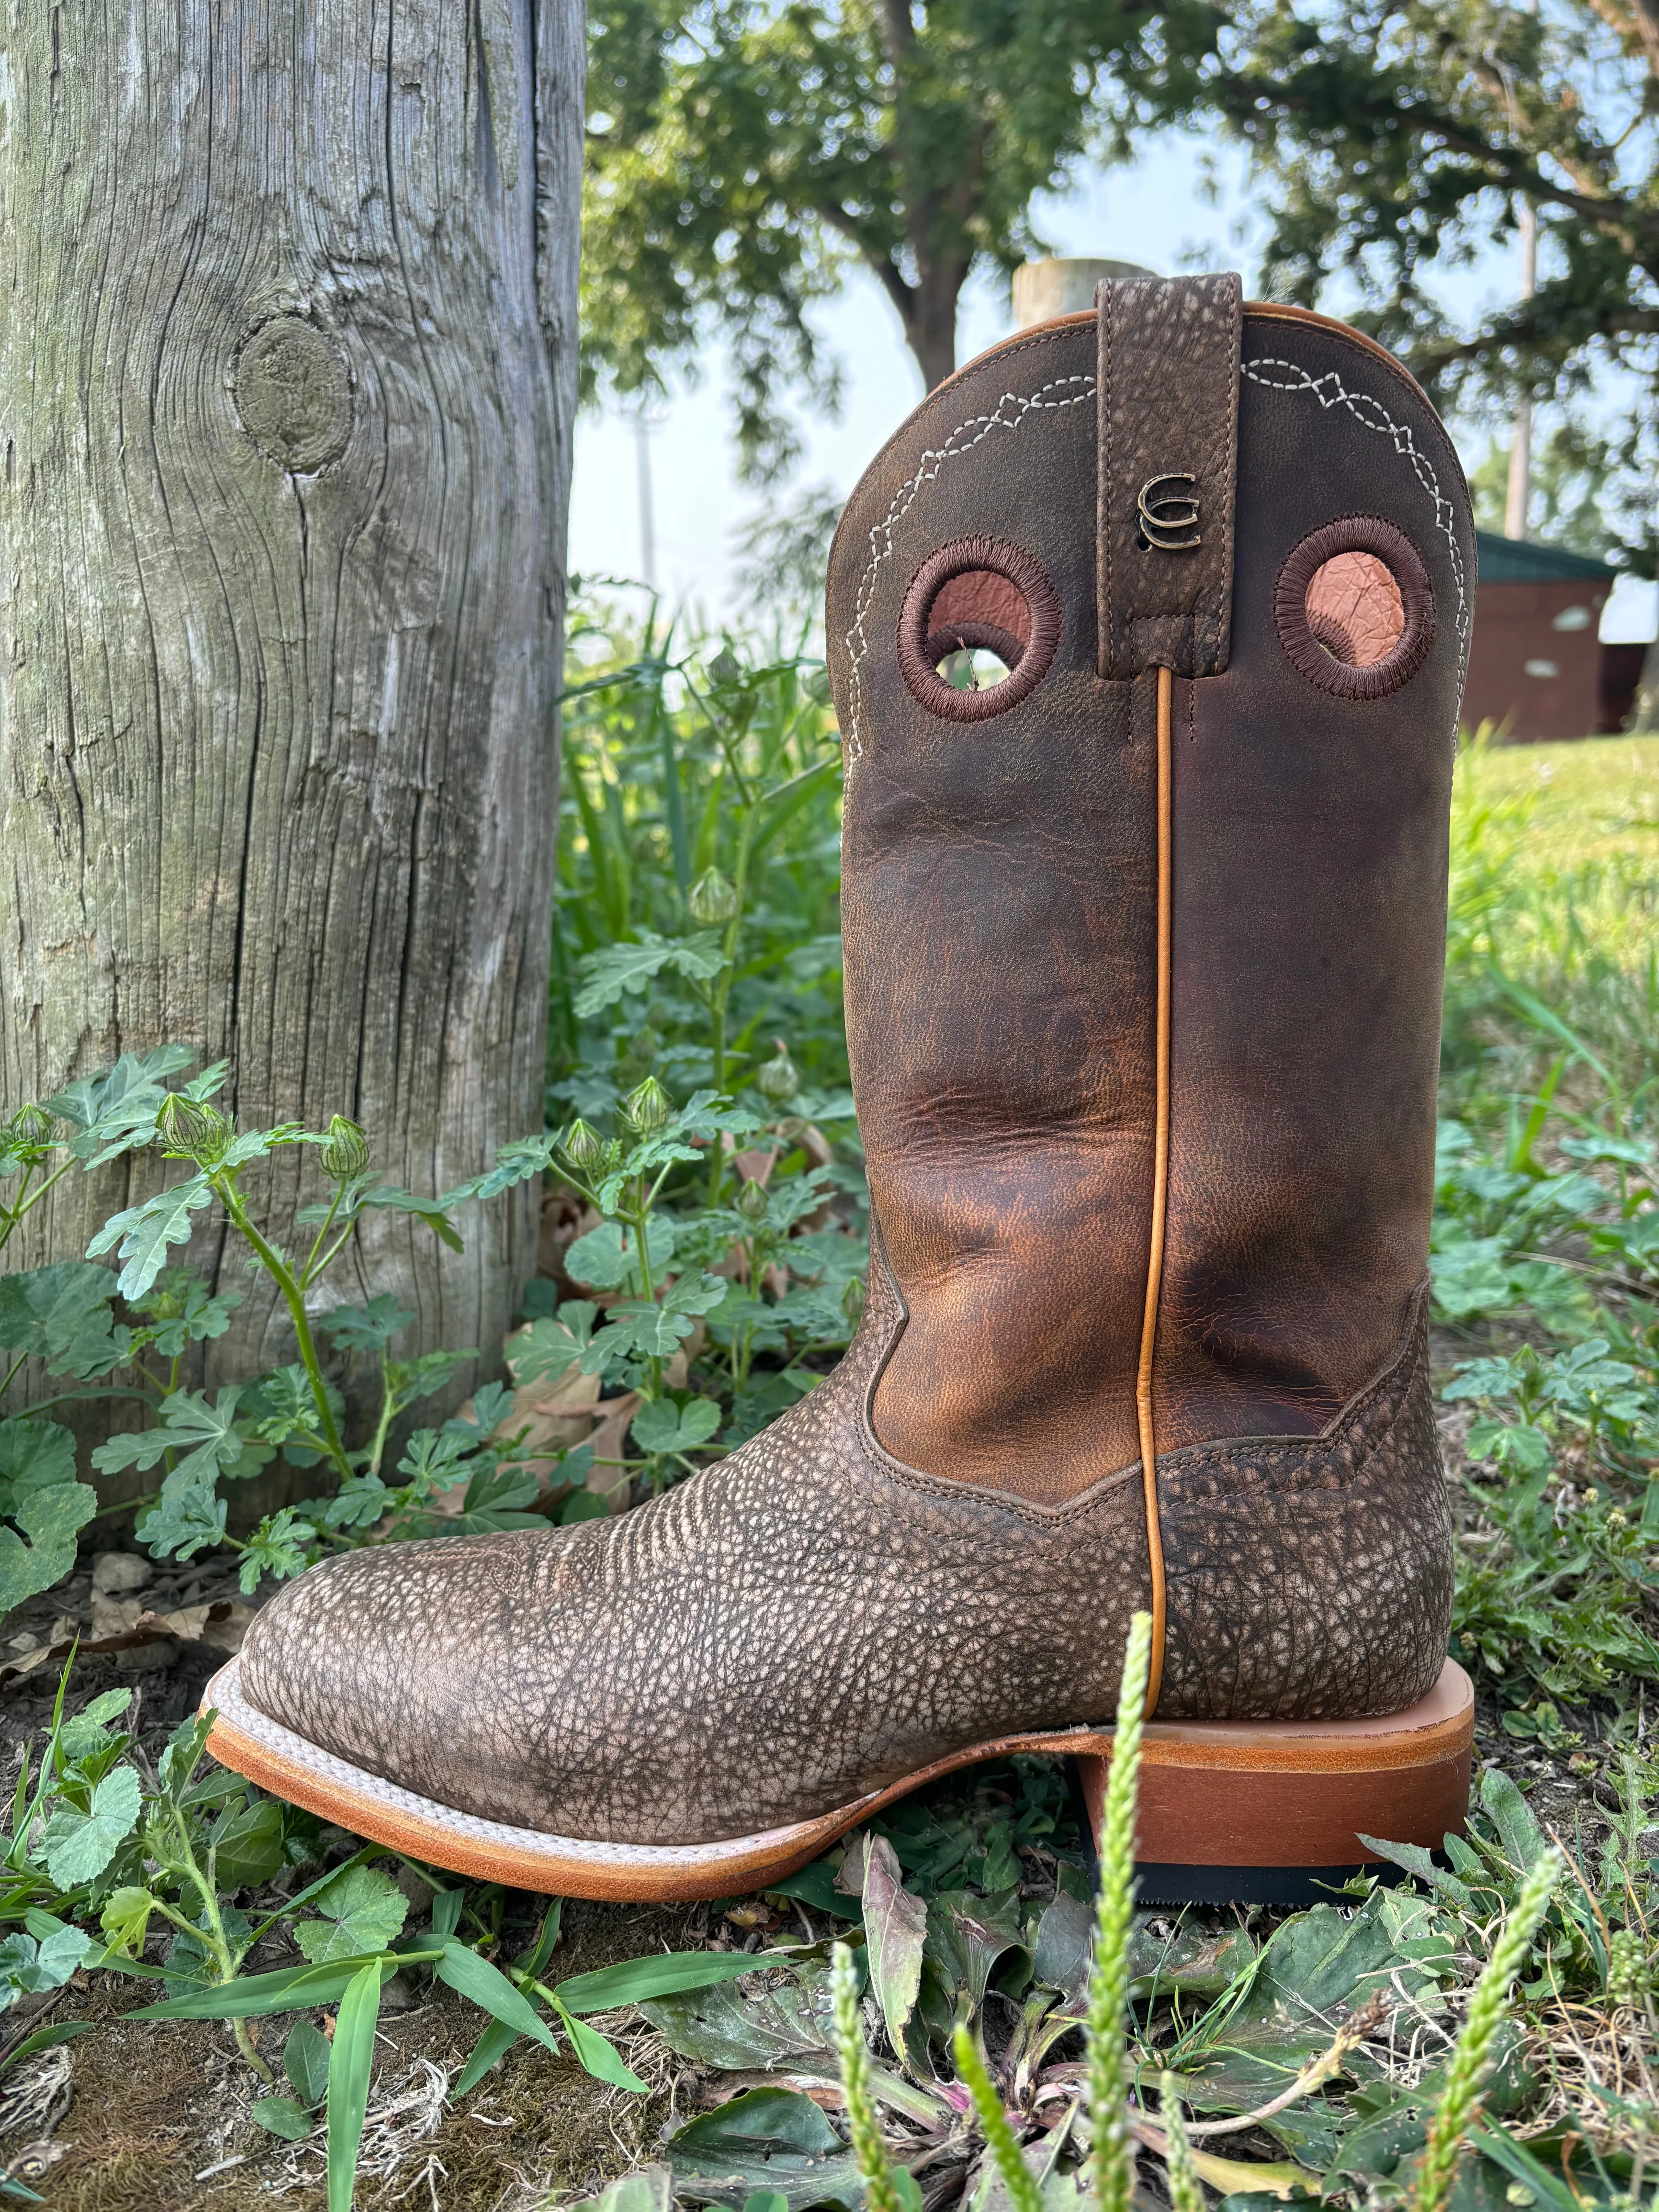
xmin=201 ymin=1657 xmax=1472 ymax=1905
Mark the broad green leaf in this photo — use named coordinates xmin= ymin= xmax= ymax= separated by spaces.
xmin=327 ymin=1961 xmax=383 ymax=2212
xmin=581 ymin=1272 xmax=732 ymax=1371
xmin=285 ymin=2018 xmax=333 ymax=2106
xmin=511 ymin=1305 xmax=600 ymax=1382
xmin=0 ymin=1262 xmax=127 ymax=1378
xmin=440 ymin=1133 xmax=562 ymax=1208
xmin=667 ymin=2086 xmax=862 ymax=2212
xmin=352 ymin=1185 xmax=465 ymax=1253
xmin=573 ymin=931 xmax=728 ymax=1017
xmin=0 ymin=1417 xmax=78 ymax=1498
xmin=131 ymin=1272 xmax=240 ymax=1355
xmin=631 ymin=1395 xmax=723 ymax=1455
xmin=38 ymin=1766 xmax=143 ymax=1887
xmin=252 ymin=2095 xmax=316 ymax=2141
xmin=92 ymin=1386 xmax=258 ymax=1488
xmin=210 ymin=1798 xmax=287 ymax=1890
xmin=555 ymin=1948 xmax=774 ymax=2014
xmin=59 ymin=1687 xmax=134 ymax=1763
xmin=848 ymin=1831 xmax=925 ymax=2054
xmin=86 ymin=1175 xmax=214 ymax=1299
xmin=0 ymin=1462 xmax=98 ymax=1613
xmin=134 ymin=1477 xmax=229 ymax=1564
xmin=435 ymin=1939 xmax=561 ymax=2056
xmin=293 ymin=1865 xmax=408 ymax=1963
xmin=0 ymin=1921 xmax=93 ymax=2001
xmin=568 ymin=2167 xmax=675 ymax=2212
xmin=566 ymin=1219 xmax=674 ymax=1292
xmin=317 ymin=1297 xmax=414 ymax=1353
xmin=99 ymin=1886 xmax=157 ymax=1958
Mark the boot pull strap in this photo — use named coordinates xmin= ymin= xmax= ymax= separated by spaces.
xmin=1096 ymin=273 xmax=1242 ymax=680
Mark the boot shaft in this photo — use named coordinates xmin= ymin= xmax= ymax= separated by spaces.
xmin=827 ymin=290 xmax=1473 ymax=1505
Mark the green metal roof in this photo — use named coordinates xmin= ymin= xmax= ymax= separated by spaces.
xmin=1475 ymin=529 xmax=1618 ymax=586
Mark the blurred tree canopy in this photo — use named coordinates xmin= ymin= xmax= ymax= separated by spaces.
xmin=581 ymin=0 xmax=1219 ymax=477
xmin=1203 ymin=0 xmax=1659 ymax=574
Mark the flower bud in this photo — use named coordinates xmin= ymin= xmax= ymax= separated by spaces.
xmin=155 ymin=1092 xmax=227 ymax=1160
xmin=621 ymin=1076 xmax=673 ymax=1136
xmin=735 ymin=1176 xmax=770 ymax=1225
xmin=561 ymin=1117 xmax=605 ymax=1172
xmin=842 ymin=1275 xmax=867 ymax=1326
xmin=687 ymin=867 xmax=740 ymax=927
xmin=706 ymin=646 xmax=742 ymax=687
xmin=4 ymin=1103 xmax=53 ymax=1152
xmin=754 ymin=1042 xmax=801 ymax=1106
xmin=320 ymin=1115 xmax=371 ymax=1180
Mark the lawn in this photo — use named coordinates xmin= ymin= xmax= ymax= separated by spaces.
xmin=0 ymin=644 xmax=1655 ymax=2210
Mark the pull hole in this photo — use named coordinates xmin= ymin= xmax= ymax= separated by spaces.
xmin=1305 ymin=551 xmax=1405 ymax=668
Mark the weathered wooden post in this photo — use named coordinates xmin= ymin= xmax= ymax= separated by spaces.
xmin=0 ymin=3 xmax=582 ymax=1432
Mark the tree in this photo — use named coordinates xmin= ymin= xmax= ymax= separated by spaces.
xmin=582 ymin=0 xmax=1218 ymax=472
xmin=1199 ymin=0 xmax=1659 ymax=572
xmin=0 ymin=4 xmax=585 ymax=1464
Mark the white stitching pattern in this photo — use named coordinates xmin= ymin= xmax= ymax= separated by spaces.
xmin=1240 ymin=357 xmax=1470 ymax=646
xmin=842 ymin=375 xmax=1096 ymax=763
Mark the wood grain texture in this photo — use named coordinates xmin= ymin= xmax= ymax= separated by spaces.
xmin=0 ymin=0 xmax=583 ymax=1482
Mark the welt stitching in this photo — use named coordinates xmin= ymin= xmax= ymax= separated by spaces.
xmin=844 ymin=374 xmax=1096 ymax=764
xmin=1240 ymin=357 xmax=1469 ymax=648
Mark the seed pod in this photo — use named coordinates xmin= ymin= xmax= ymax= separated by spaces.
xmin=561 ymin=1118 xmax=606 ymax=1173
xmin=4 ymin=1102 xmax=54 ymax=1151
xmin=755 ymin=1042 xmax=801 ymax=1105
xmin=155 ymin=1092 xmax=227 ymax=1159
xmin=320 ymin=1115 xmax=371 ymax=1180
xmin=621 ymin=1076 xmax=673 ymax=1136
xmin=735 ymin=1177 xmax=770 ymax=1225
xmin=687 ymin=867 xmax=740 ymax=927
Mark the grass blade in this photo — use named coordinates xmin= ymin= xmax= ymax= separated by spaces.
xmin=131 ymin=1951 xmax=433 ymax=2019
xmin=555 ymin=1999 xmax=650 ymax=2091
xmin=436 ymin=1938 xmax=560 ymax=2056
xmin=326 ymin=1960 xmax=382 ymax=2212
xmin=554 ymin=1949 xmax=773 ymax=2013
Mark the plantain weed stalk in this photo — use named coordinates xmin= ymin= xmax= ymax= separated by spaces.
xmin=1157 ymin=2071 xmax=1207 ymax=2212
xmin=1088 ymin=1609 xmax=1154 ymax=2212
xmin=1410 ymin=1845 xmax=1566 ymax=2212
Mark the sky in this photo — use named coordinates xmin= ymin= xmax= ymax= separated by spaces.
xmin=567 ymin=133 xmax=1659 ymax=646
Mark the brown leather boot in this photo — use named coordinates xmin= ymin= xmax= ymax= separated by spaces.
xmin=210 ymin=278 xmax=1475 ymax=1903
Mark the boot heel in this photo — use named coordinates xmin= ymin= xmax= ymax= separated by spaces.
xmin=1077 ymin=1657 xmax=1473 ymax=1906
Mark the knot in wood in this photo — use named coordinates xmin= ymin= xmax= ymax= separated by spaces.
xmin=233 ymin=317 xmax=352 ymax=474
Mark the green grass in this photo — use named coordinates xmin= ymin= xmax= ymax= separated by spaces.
xmin=1459 ymin=732 xmax=1659 ymax=873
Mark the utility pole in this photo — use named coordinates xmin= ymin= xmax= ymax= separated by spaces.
xmin=1505 ymin=201 xmax=1538 ymax=540
xmin=634 ymin=409 xmax=659 ymax=590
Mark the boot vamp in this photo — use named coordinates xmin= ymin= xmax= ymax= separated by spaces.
xmin=237 ymin=1333 xmax=1149 ymax=1844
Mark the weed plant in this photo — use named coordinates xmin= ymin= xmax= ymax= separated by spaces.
xmin=0 ymin=615 xmax=1656 ymax=2204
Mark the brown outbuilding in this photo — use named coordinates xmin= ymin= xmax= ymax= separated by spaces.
xmin=1462 ymin=531 xmax=1624 ymax=741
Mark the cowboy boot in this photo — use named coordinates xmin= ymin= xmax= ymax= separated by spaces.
xmin=208 ymin=277 xmax=1475 ymax=1903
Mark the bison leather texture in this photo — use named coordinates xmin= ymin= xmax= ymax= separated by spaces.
xmin=239 ymin=292 xmax=1473 ymax=1845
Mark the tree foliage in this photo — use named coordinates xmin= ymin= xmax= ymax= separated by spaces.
xmin=582 ymin=0 xmax=1219 ymax=474
xmin=1204 ymin=0 xmax=1659 ymax=571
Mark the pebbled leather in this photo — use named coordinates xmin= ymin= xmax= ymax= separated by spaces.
xmin=241 ymin=1251 xmax=1151 ymax=1844
xmin=1156 ymin=1285 xmax=1452 ymax=1720
xmin=1096 ymin=274 xmax=1241 ymax=678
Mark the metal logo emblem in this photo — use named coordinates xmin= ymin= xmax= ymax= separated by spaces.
xmin=1137 ymin=473 xmax=1201 ymax=552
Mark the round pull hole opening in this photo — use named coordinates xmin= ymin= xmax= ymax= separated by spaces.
xmin=1305 ymin=551 xmax=1405 ymax=668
